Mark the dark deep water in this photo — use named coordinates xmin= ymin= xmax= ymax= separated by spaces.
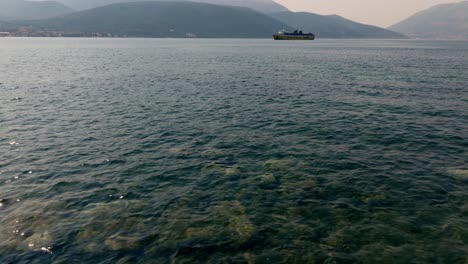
xmin=0 ymin=38 xmax=467 ymax=263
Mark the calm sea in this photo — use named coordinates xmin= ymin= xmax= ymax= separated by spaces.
xmin=0 ymin=38 xmax=467 ymax=263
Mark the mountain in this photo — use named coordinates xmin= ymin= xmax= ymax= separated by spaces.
xmin=272 ymin=11 xmax=406 ymax=39
xmin=0 ymin=0 xmax=73 ymax=21
xmin=389 ymin=1 xmax=468 ymax=39
xmin=28 ymin=2 xmax=291 ymax=38
xmin=53 ymin=0 xmax=289 ymax=14
xmin=196 ymin=0 xmax=288 ymax=13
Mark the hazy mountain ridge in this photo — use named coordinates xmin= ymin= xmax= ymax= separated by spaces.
xmin=389 ymin=1 xmax=468 ymax=39
xmin=54 ymin=0 xmax=288 ymax=14
xmin=26 ymin=1 xmax=291 ymax=37
xmin=3 ymin=0 xmax=405 ymax=38
xmin=272 ymin=11 xmax=406 ymax=39
xmin=196 ymin=0 xmax=288 ymax=13
xmin=0 ymin=0 xmax=73 ymax=21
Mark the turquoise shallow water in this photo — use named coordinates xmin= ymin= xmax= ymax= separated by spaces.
xmin=0 ymin=38 xmax=467 ymax=263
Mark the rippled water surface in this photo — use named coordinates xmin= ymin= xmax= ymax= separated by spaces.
xmin=1 ymin=38 xmax=467 ymax=263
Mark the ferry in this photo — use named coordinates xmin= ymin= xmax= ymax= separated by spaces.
xmin=273 ymin=30 xmax=315 ymax=40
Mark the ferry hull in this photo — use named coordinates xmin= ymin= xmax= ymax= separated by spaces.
xmin=273 ymin=35 xmax=315 ymax=40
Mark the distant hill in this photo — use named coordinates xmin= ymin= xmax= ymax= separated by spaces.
xmin=28 ymin=2 xmax=291 ymax=38
xmin=196 ymin=0 xmax=288 ymax=13
xmin=389 ymin=1 xmax=468 ymax=39
xmin=54 ymin=0 xmax=289 ymax=14
xmin=272 ymin=11 xmax=406 ymax=39
xmin=0 ymin=0 xmax=73 ymax=21
xmin=0 ymin=20 xmax=18 ymax=31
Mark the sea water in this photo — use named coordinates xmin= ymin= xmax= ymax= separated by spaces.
xmin=0 ymin=38 xmax=467 ymax=263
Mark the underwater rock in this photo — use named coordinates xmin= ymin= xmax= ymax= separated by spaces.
xmin=0 ymin=200 xmax=67 ymax=252
xmin=173 ymin=239 xmax=233 ymax=257
xmin=224 ymin=166 xmax=241 ymax=176
xmin=168 ymin=147 xmax=192 ymax=158
xmin=159 ymin=200 xmax=255 ymax=249
xmin=81 ymin=242 xmax=99 ymax=253
xmin=257 ymin=173 xmax=278 ymax=189
xmin=362 ymin=193 xmax=386 ymax=204
xmin=76 ymin=200 xmax=147 ymax=252
xmin=201 ymin=148 xmax=225 ymax=158
xmin=202 ymin=163 xmax=225 ymax=174
xmin=202 ymin=163 xmax=240 ymax=177
xmin=116 ymin=256 xmax=137 ymax=264
xmin=448 ymin=168 xmax=468 ymax=179
xmin=260 ymin=173 xmax=276 ymax=182
xmin=80 ymin=200 xmax=147 ymax=219
xmin=26 ymin=231 xmax=53 ymax=249
xmin=243 ymin=252 xmax=255 ymax=264
xmin=462 ymin=204 xmax=468 ymax=214
xmin=280 ymin=178 xmax=317 ymax=195
xmin=185 ymin=227 xmax=215 ymax=240
xmin=324 ymin=253 xmax=357 ymax=264
xmin=213 ymin=201 xmax=255 ymax=244
xmin=263 ymin=159 xmax=296 ymax=170
xmin=297 ymin=160 xmax=309 ymax=169
xmin=77 ymin=228 xmax=99 ymax=242
xmin=104 ymin=235 xmax=142 ymax=251
xmin=78 ymin=220 xmax=146 ymax=252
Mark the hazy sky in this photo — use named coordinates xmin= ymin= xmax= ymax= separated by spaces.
xmin=274 ymin=0 xmax=460 ymax=27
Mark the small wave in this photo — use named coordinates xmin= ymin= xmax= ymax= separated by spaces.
xmin=447 ymin=168 xmax=468 ymax=179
